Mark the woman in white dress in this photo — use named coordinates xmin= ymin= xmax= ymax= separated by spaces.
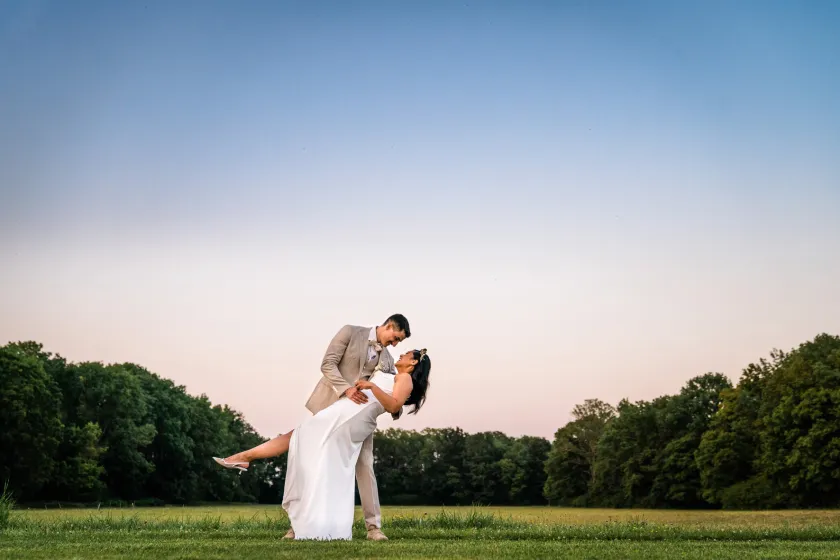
xmin=213 ymin=349 xmax=431 ymax=540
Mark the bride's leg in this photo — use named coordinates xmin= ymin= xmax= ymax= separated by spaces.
xmin=226 ymin=430 xmax=293 ymax=464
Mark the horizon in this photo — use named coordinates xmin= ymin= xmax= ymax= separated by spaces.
xmin=2 ymin=1 xmax=839 ymax=440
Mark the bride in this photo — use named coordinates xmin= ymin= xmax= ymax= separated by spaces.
xmin=214 ymin=349 xmax=431 ymax=540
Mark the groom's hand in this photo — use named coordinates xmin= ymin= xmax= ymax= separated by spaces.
xmin=345 ymin=386 xmax=368 ymax=404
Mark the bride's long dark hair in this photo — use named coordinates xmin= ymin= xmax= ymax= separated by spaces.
xmin=392 ymin=349 xmax=431 ymax=420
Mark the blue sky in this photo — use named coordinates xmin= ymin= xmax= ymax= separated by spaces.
xmin=2 ymin=1 xmax=839 ymax=437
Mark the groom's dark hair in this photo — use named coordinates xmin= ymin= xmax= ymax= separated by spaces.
xmin=384 ymin=314 xmax=411 ymax=338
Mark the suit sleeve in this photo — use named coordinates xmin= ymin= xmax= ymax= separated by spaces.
xmin=320 ymin=325 xmax=354 ymax=396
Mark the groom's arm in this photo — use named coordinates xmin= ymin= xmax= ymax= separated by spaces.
xmin=320 ymin=325 xmax=354 ymax=397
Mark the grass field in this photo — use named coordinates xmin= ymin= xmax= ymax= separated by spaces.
xmin=3 ymin=505 xmax=840 ymax=558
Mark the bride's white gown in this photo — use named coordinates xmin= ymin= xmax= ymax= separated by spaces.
xmin=282 ymin=370 xmax=395 ymax=540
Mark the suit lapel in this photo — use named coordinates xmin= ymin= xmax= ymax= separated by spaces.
xmin=357 ymin=326 xmax=369 ymax=374
xmin=383 ymin=348 xmax=394 ymax=372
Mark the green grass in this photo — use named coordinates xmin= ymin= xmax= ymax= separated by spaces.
xmin=4 ymin=505 xmax=840 ymax=558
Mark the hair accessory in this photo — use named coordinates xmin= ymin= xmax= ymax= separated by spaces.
xmin=418 ymin=348 xmax=427 ymax=361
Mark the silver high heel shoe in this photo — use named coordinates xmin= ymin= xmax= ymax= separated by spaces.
xmin=212 ymin=457 xmax=249 ymax=472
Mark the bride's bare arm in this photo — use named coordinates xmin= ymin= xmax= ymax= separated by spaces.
xmin=355 ymin=374 xmax=413 ymax=414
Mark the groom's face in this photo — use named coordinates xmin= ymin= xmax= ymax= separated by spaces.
xmin=380 ymin=322 xmax=407 ymax=347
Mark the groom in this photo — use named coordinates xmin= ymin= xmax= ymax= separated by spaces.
xmin=284 ymin=313 xmax=411 ymax=541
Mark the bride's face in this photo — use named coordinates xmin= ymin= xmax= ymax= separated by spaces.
xmin=396 ymin=352 xmax=418 ymax=370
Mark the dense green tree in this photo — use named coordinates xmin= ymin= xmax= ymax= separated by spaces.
xmin=372 ymin=429 xmax=426 ymax=504
xmin=650 ymin=373 xmax=732 ymax=507
xmin=0 ymin=342 xmax=277 ymax=504
xmin=696 ymin=336 xmax=840 ymax=509
xmin=418 ymin=428 xmax=467 ymax=504
xmin=757 ymin=334 xmax=840 ymax=507
xmin=590 ymin=396 xmax=670 ymax=507
xmin=696 ymin=354 xmax=783 ymax=507
xmin=0 ymin=346 xmax=63 ymax=499
xmin=371 ymin=429 xmax=550 ymax=506
xmin=500 ymin=436 xmax=551 ymax=505
xmin=6 ymin=342 xmax=107 ymax=501
xmin=63 ymin=362 xmax=157 ymax=499
xmin=462 ymin=432 xmax=513 ymax=504
xmin=188 ymin=398 xmax=264 ymax=503
xmin=121 ymin=363 xmax=198 ymax=502
xmin=544 ymin=399 xmax=615 ymax=505
xmin=44 ymin=422 xmax=106 ymax=501
xmin=589 ymin=375 xmax=731 ymax=508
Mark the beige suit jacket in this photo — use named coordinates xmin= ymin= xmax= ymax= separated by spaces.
xmin=305 ymin=324 xmax=395 ymax=414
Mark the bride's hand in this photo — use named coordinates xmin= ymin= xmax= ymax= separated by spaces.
xmin=355 ymin=379 xmax=374 ymax=391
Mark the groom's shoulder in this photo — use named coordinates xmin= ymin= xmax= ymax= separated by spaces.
xmin=334 ymin=324 xmax=366 ymax=337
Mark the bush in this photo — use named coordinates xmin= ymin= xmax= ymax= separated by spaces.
xmin=720 ymin=476 xmax=778 ymax=510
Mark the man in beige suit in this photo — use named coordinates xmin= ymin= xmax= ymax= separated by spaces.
xmin=292 ymin=313 xmax=410 ymax=540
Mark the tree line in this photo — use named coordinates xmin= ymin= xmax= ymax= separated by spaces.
xmin=0 ymin=341 xmax=548 ymax=506
xmin=2 ymin=333 xmax=839 ymax=508
xmin=544 ymin=333 xmax=840 ymax=509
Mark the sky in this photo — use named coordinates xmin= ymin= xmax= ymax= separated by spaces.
xmin=2 ymin=0 xmax=839 ymax=439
